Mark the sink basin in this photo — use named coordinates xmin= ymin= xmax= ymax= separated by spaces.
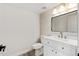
xmin=42 ymin=35 xmax=77 ymax=46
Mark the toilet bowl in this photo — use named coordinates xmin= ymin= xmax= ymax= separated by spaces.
xmin=32 ymin=43 xmax=42 ymax=49
xmin=32 ymin=43 xmax=43 ymax=56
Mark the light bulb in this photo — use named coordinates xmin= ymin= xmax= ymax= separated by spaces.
xmin=59 ymin=5 xmax=65 ymax=12
xmin=52 ymin=9 xmax=58 ymax=14
xmin=68 ymin=3 xmax=77 ymax=9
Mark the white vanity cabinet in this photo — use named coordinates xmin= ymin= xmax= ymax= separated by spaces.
xmin=41 ymin=36 xmax=77 ymax=56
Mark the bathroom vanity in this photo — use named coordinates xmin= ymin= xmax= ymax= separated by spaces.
xmin=40 ymin=4 xmax=78 ymax=56
xmin=41 ymin=36 xmax=77 ymax=56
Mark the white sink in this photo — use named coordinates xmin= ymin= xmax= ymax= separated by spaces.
xmin=41 ymin=35 xmax=77 ymax=46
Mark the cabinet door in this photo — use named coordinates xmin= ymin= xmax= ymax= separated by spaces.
xmin=43 ymin=39 xmax=66 ymax=56
xmin=59 ymin=43 xmax=76 ymax=56
xmin=51 ymin=40 xmax=76 ymax=56
xmin=43 ymin=45 xmax=65 ymax=56
xmin=44 ymin=45 xmax=56 ymax=56
xmin=43 ymin=45 xmax=51 ymax=56
xmin=67 ymin=11 xmax=77 ymax=33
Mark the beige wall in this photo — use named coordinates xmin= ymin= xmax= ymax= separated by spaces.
xmin=40 ymin=9 xmax=53 ymax=35
xmin=0 ymin=4 xmax=40 ymax=56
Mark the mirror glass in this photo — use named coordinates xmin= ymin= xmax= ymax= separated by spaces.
xmin=51 ymin=10 xmax=78 ymax=33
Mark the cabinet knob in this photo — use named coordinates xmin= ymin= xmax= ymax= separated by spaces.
xmin=62 ymin=47 xmax=64 ymax=49
xmin=55 ymin=52 xmax=57 ymax=54
xmin=52 ymin=50 xmax=54 ymax=52
xmin=47 ymin=42 xmax=49 ymax=44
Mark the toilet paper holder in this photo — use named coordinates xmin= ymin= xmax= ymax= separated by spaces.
xmin=0 ymin=44 xmax=6 ymax=52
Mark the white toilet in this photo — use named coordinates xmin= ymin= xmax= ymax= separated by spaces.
xmin=32 ymin=43 xmax=43 ymax=56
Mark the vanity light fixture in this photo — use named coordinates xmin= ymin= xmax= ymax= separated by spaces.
xmin=52 ymin=3 xmax=77 ymax=16
xmin=59 ymin=5 xmax=66 ymax=13
xmin=52 ymin=4 xmax=66 ymax=15
xmin=52 ymin=9 xmax=58 ymax=14
xmin=68 ymin=3 xmax=77 ymax=9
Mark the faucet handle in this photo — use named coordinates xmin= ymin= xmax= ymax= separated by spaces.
xmin=58 ymin=35 xmax=60 ymax=38
xmin=64 ymin=36 xmax=67 ymax=39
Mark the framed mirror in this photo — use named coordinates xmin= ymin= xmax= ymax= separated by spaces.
xmin=51 ymin=10 xmax=78 ymax=33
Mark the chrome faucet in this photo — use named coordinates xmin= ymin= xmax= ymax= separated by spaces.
xmin=60 ymin=32 xmax=63 ymax=38
xmin=58 ymin=32 xmax=67 ymax=39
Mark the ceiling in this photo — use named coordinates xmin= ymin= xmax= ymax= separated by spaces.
xmin=1 ymin=3 xmax=60 ymax=14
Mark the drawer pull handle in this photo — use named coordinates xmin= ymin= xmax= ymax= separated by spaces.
xmin=47 ymin=42 xmax=49 ymax=44
xmin=52 ymin=50 xmax=54 ymax=52
xmin=55 ymin=52 xmax=57 ymax=54
xmin=62 ymin=47 xmax=64 ymax=49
